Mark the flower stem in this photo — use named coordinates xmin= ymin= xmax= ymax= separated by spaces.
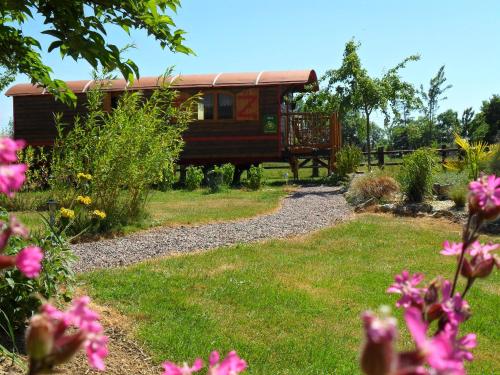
xmin=462 ymin=278 xmax=475 ymax=299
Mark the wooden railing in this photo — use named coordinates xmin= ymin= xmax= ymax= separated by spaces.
xmin=283 ymin=112 xmax=340 ymax=150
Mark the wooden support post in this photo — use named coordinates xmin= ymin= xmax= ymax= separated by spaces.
xmin=377 ymin=146 xmax=385 ymax=167
xmin=312 ymin=158 xmax=319 ymax=178
xmin=179 ymin=165 xmax=186 ymax=186
xmin=289 ymin=156 xmax=299 ymax=180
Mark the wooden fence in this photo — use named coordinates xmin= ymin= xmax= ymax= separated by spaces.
xmin=360 ymin=145 xmax=460 ymax=167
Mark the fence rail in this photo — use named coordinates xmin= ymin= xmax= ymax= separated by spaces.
xmin=360 ymin=145 xmax=461 ymax=167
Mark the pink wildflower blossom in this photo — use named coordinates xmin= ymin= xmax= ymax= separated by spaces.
xmin=16 ymin=246 xmax=43 ymax=278
xmin=405 ymin=307 xmax=465 ymax=374
xmin=441 ymin=281 xmax=470 ymax=326
xmin=86 ymin=335 xmax=109 ymax=371
xmin=0 ymin=164 xmax=27 ymax=197
xmin=468 ymin=241 xmax=499 ymax=262
xmin=442 ymin=324 xmax=476 ymax=363
xmin=32 ymin=298 xmax=108 ymax=371
xmin=387 ymin=270 xmax=425 ymax=308
xmin=162 ymin=358 xmax=203 ymax=375
xmin=208 ymin=351 xmax=247 ymax=375
xmin=0 ymin=137 xmax=25 ymax=163
xmin=469 ymin=174 xmax=500 ymax=219
xmin=440 ymin=241 xmax=463 ymax=256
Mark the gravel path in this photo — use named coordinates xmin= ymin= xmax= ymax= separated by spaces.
xmin=72 ymin=185 xmax=352 ymax=273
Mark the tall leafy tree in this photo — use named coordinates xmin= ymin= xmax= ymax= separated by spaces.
xmin=420 ymin=66 xmax=452 ymax=144
xmin=0 ymin=0 xmax=193 ymax=105
xmin=460 ymin=107 xmax=475 ymax=139
xmin=321 ymin=40 xmax=419 ymax=168
xmin=436 ymin=109 xmax=460 ymax=144
xmin=479 ymin=95 xmax=500 ymax=143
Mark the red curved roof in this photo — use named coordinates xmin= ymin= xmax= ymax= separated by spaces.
xmin=5 ymin=70 xmax=317 ymax=97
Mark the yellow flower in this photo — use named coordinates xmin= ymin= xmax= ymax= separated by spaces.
xmin=77 ymin=172 xmax=92 ymax=181
xmin=92 ymin=210 xmax=106 ymax=219
xmin=76 ymin=195 xmax=92 ymax=206
xmin=60 ymin=207 xmax=75 ymax=219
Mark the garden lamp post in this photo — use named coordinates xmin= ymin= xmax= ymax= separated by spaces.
xmin=47 ymin=199 xmax=58 ymax=226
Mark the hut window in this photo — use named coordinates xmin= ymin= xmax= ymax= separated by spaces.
xmin=198 ymin=93 xmax=214 ymax=120
xmin=217 ymin=93 xmax=234 ymax=119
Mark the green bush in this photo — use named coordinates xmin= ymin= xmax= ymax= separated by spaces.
xmin=398 ymin=149 xmax=436 ymax=203
xmin=449 ymin=184 xmax=467 ymax=208
xmin=17 ymin=145 xmax=50 ymax=192
xmin=219 ymin=163 xmax=235 ymax=186
xmin=207 ymin=169 xmax=224 ymax=193
xmin=50 ymin=74 xmax=193 ymax=233
xmin=486 ymin=145 xmax=500 ymax=175
xmin=0 ymin=211 xmax=75 ymax=331
xmin=158 ymin=164 xmax=176 ymax=191
xmin=246 ymin=165 xmax=264 ymax=190
xmin=185 ymin=166 xmax=204 ymax=191
xmin=336 ymin=145 xmax=363 ymax=178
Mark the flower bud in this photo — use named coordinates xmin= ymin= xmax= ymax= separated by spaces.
xmin=472 ymin=258 xmax=495 ymax=278
xmin=26 ymin=315 xmax=54 ymax=361
xmin=460 ymin=258 xmax=474 ymax=279
xmin=360 ymin=308 xmax=397 ymax=375
xmin=52 ymin=331 xmax=87 ymax=365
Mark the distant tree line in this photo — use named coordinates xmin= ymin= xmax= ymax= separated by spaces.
xmin=296 ymin=40 xmax=499 ymax=157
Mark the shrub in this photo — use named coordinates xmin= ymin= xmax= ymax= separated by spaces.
xmin=336 ymin=145 xmax=363 ymax=178
xmin=185 ymin=166 xmax=204 ymax=191
xmin=449 ymin=184 xmax=467 ymax=208
xmin=219 ymin=163 xmax=235 ymax=186
xmin=485 ymin=145 xmax=500 ymax=175
xmin=50 ymin=74 xmax=193 ymax=233
xmin=0 ymin=211 xmax=76 ymax=331
xmin=246 ymin=165 xmax=264 ymax=190
xmin=158 ymin=164 xmax=176 ymax=191
xmin=18 ymin=146 xmax=50 ymax=192
xmin=347 ymin=174 xmax=400 ymax=204
xmin=207 ymin=168 xmax=224 ymax=193
xmin=398 ymin=148 xmax=436 ymax=203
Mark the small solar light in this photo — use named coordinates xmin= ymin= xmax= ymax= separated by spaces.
xmin=47 ymin=199 xmax=58 ymax=226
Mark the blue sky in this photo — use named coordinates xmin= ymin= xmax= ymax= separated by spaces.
xmin=1 ymin=0 xmax=499 ymax=129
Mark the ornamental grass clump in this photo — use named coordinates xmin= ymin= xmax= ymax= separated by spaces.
xmin=51 ymin=73 xmax=194 ymax=233
xmin=347 ymin=173 xmax=400 ymax=205
xmin=336 ymin=145 xmax=363 ymax=178
xmin=360 ymin=173 xmax=500 ymax=375
xmin=398 ymin=148 xmax=436 ymax=203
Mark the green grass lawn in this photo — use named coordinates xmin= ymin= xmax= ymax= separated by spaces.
xmin=137 ymin=186 xmax=289 ymax=228
xmin=81 ymin=215 xmax=499 ymax=374
xmin=11 ymin=186 xmax=289 ymax=235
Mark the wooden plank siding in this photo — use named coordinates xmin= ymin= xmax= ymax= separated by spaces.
xmin=13 ymin=94 xmax=89 ymax=145
xmin=12 ymin=86 xmax=283 ymax=165
xmin=179 ymin=86 xmax=280 ymax=164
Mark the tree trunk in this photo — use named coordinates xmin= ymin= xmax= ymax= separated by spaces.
xmin=365 ymin=109 xmax=371 ymax=171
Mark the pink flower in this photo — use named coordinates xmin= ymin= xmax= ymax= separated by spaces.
xmin=0 ymin=164 xmax=27 ymax=197
xmin=0 ymin=137 xmax=25 ymax=163
xmin=9 ymin=215 xmax=29 ymax=238
xmin=440 ymin=241 xmax=463 ymax=256
xmin=37 ymin=298 xmax=108 ymax=371
xmin=469 ymin=174 xmax=500 ymax=219
xmin=441 ymin=281 xmax=470 ymax=326
xmin=442 ymin=324 xmax=476 ymax=363
xmin=86 ymin=335 xmax=109 ymax=371
xmin=162 ymin=358 xmax=203 ymax=375
xmin=68 ymin=296 xmax=103 ymax=333
xmin=209 ymin=351 xmax=247 ymax=375
xmin=387 ymin=270 xmax=425 ymax=308
xmin=468 ymin=241 xmax=499 ymax=262
xmin=405 ymin=307 xmax=465 ymax=374
xmin=16 ymin=246 xmax=43 ymax=278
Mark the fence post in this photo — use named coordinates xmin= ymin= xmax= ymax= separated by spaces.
xmin=312 ymin=158 xmax=319 ymax=178
xmin=377 ymin=146 xmax=385 ymax=167
xmin=441 ymin=144 xmax=447 ymax=165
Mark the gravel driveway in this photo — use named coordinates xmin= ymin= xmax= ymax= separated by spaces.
xmin=72 ymin=185 xmax=352 ymax=273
